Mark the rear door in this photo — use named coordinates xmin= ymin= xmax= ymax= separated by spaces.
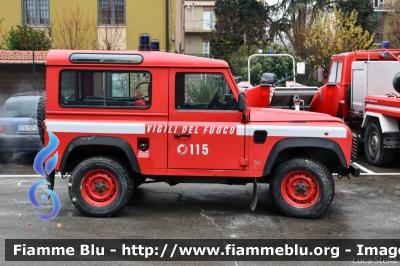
xmin=167 ymin=69 xmax=245 ymax=170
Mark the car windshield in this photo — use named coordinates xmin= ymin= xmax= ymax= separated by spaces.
xmin=2 ymin=96 xmax=41 ymax=118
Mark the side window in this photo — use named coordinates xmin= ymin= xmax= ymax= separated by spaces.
xmin=60 ymin=70 xmax=150 ymax=108
xmin=175 ymin=73 xmax=237 ymax=111
xmin=22 ymin=0 xmax=50 ymax=26
xmin=328 ymin=61 xmax=343 ymax=83
xmin=98 ymin=0 xmax=125 ymax=26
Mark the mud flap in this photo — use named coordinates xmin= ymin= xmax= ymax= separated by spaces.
xmin=46 ymin=170 xmax=55 ymax=191
xmin=250 ymin=178 xmax=258 ymax=211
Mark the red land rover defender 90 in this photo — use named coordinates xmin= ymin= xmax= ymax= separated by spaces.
xmin=38 ymin=49 xmax=358 ymax=219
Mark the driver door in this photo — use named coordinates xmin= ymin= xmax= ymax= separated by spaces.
xmin=167 ymin=70 xmax=245 ymax=170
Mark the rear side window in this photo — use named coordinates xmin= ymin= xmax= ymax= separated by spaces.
xmin=1 ymin=96 xmax=40 ymax=118
xmin=59 ymin=70 xmax=151 ymax=108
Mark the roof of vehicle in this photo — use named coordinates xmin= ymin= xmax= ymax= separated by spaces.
xmin=46 ymin=50 xmax=229 ymax=68
xmin=9 ymin=90 xmax=44 ymax=97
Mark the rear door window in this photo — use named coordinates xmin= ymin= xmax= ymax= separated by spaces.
xmin=60 ymin=70 xmax=151 ymax=108
xmin=2 ymin=96 xmax=41 ymax=118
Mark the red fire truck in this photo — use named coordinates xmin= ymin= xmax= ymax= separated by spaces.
xmin=309 ymin=46 xmax=400 ymax=167
xmin=38 ymin=46 xmax=358 ymax=219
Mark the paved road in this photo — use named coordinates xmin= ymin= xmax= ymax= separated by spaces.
xmin=0 ymin=152 xmax=399 ymax=265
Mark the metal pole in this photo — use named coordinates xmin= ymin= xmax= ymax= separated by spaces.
xmin=32 ymin=44 xmax=36 ymax=91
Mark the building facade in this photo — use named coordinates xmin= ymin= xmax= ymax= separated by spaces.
xmin=184 ymin=0 xmax=215 ymax=56
xmin=0 ymin=0 xmax=184 ymax=52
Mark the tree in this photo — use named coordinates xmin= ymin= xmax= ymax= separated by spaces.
xmin=336 ymin=0 xmax=374 ymax=33
xmin=211 ymin=0 xmax=266 ymax=64
xmin=0 ymin=18 xmax=5 ymax=49
xmin=52 ymin=5 xmax=97 ymax=49
xmin=52 ymin=5 xmax=127 ymax=50
xmin=268 ymin=0 xmax=374 ymax=56
xmin=4 ymin=25 xmax=52 ymax=50
xmin=239 ymin=43 xmax=303 ymax=85
xmin=304 ymin=8 xmax=374 ymax=81
xmin=97 ymin=23 xmax=127 ymax=50
xmin=383 ymin=1 xmax=400 ymax=48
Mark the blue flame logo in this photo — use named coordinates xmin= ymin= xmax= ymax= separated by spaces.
xmin=28 ymin=180 xmax=60 ymax=220
xmin=29 ymin=131 xmax=60 ymax=220
xmin=33 ymin=131 xmax=59 ymax=176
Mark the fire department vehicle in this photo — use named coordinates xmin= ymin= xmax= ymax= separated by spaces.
xmin=37 ymin=46 xmax=358 ymax=219
xmin=309 ymin=45 xmax=400 ymax=167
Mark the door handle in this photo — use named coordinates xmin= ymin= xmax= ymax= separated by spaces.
xmin=174 ymin=133 xmax=191 ymax=138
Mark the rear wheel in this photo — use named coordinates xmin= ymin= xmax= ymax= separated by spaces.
xmin=68 ymin=156 xmax=133 ymax=217
xmin=0 ymin=152 xmax=13 ymax=164
xmin=364 ymin=120 xmax=395 ymax=166
xmin=37 ymin=95 xmax=46 ymax=144
xmin=270 ymin=157 xmax=334 ymax=218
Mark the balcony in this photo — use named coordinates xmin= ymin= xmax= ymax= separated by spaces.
xmin=185 ymin=19 xmax=216 ymax=32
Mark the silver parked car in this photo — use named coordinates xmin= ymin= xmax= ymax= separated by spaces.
xmin=0 ymin=91 xmax=44 ymax=163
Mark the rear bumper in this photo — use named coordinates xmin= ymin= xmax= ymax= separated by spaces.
xmin=0 ymin=134 xmax=43 ymax=152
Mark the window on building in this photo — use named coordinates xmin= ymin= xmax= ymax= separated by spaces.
xmin=373 ymin=0 xmax=383 ymax=8
xmin=203 ymin=7 xmax=215 ymax=30
xmin=22 ymin=0 xmax=49 ymax=26
xmin=98 ymin=0 xmax=125 ymax=26
xmin=203 ymin=41 xmax=210 ymax=54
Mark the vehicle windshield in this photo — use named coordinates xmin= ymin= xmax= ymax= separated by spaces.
xmin=1 ymin=96 xmax=41 ymax=118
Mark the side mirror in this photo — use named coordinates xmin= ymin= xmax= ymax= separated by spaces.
xmin=238 ymin=92 xmax=246 ymax=111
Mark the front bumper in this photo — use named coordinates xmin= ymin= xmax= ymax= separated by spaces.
xmin=0 ymin=134 xmax=43 ymax=152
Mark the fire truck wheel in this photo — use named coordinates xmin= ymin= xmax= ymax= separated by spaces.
xmin=364 ymin=120 xmax=395 ymax=166
xmin=68 ymin=156 xmax=133 ymax=217
xmin=37 ymin=95 xmax=46 ymax=144
xmin=393 ymin=72 xmax=400 ymax=93
xmin=270 ymin=157 xmax=334 ymax=219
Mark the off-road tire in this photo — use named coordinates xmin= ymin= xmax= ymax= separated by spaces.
xmin=37 ymin=95 xmax=46 ymax=144
xmin=364 ymin=120 xmax=395 ymax=166
xmin=270 ymin=157 xmax=334 ymax=219
xmin=0 ymin=152 xmax=13 ymax=164
xmin=393 ymin=72 xmax=400 ymax=93
xmin=68 ymin=156 xmax=133 ymax=217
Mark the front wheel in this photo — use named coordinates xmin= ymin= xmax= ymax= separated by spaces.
xmin=364 ymin=120 xmax=395 ymax=167
xmin=270 ymin=157 xmax=334 ymax=219
xmin=68 ymin=156 xmax=133 ymax=217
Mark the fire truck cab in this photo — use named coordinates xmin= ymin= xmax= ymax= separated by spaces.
xmin=310 ymin=47 xmax=400 ymax=167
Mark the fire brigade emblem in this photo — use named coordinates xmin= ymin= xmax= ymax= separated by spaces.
xmin=177 ymin=144 xmax=188 ymax=155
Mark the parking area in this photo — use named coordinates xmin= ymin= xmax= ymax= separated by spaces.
xmin=0 ymin=151 xmax=399 ymax=265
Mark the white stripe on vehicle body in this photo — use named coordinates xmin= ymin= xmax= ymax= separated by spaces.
xmin=366 ymin=103 xmax=400 ymax=112
xmin=46 ymin=121 xmax=146 ymax=134
xmin=236 ymin=125 xmax=347 ymax=138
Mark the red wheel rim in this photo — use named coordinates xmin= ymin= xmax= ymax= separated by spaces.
xmin=280 ymin=171 xmax=320 ymax=208
xmin=81 ymin=169 xmax=118 ymax=207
